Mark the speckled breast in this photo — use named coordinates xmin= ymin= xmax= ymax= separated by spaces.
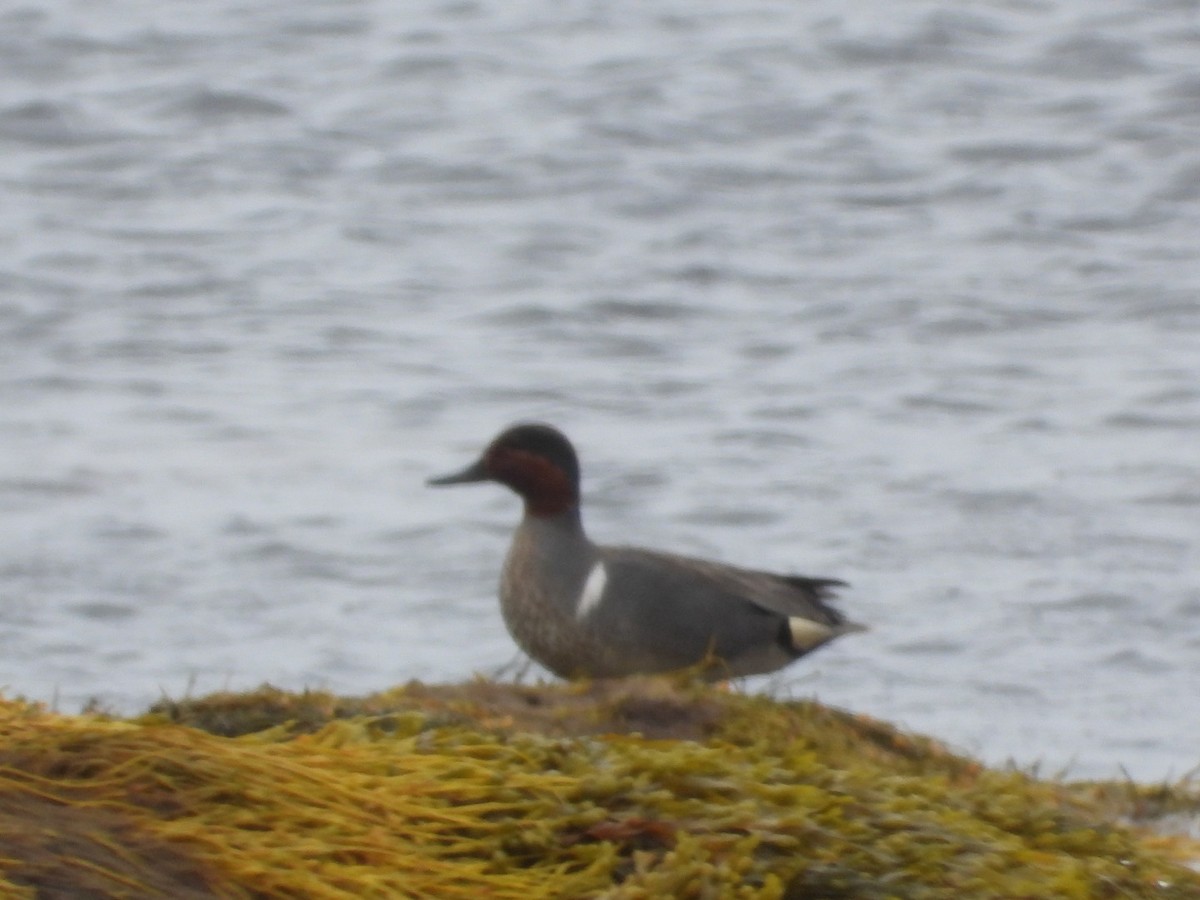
xmin=498 ymin=531 xmax=622 ymax=679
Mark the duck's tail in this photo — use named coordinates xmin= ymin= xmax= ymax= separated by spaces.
xmin=787 ymin=615 xmax=868 ymax=653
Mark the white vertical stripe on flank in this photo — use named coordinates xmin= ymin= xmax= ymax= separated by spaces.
xmin=576 ymin=562 xmax=608 ymax=620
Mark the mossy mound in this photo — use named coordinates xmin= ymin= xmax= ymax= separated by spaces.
xmin=0 ymin=678 xmax=1197 ymax=898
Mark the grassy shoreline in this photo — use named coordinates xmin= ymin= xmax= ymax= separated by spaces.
xmin=2 ymin=678 xmax=1198 ymax=898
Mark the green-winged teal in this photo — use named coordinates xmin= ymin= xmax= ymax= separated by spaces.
xmin=428 ymin=423 xmax=864 ymax=679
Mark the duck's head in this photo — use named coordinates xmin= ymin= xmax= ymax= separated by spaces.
xmin=427 ymin=422 xmax=581 ymax=516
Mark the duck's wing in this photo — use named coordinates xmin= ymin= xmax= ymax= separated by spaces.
xmin=603 ymin=546 xmax=859 ymax=628
xmin=593 ymin=545 xmax=863 ymax=670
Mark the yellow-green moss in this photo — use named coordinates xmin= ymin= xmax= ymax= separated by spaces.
xmin=1 ymin=679 xmax=1197 ymax=899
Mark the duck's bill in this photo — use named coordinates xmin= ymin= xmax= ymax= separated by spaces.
xmin=426 ymin=458 xmax=489 ymax=486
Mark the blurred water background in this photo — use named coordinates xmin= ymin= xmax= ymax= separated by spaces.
xmin=2 ymin=0 xmax=1199 ymax=780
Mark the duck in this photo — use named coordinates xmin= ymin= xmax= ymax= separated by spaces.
xmin=427 ymin=422 xmax=863 ymax=680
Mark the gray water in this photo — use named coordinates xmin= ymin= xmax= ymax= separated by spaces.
xmin=2 ymin=0 xmax=1199 ymax=781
